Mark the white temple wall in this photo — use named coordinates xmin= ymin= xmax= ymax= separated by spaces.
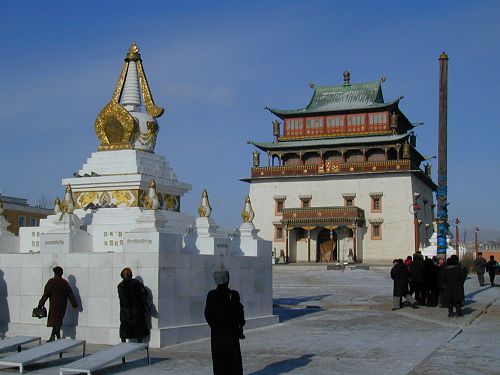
xmin=249 ymin=173 xmax=435 ymax=263
xmin=0 ymin=248 xmax=274 ymax=348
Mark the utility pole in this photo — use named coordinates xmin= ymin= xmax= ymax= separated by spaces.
xmin=454 ymin=218 xmax=460 ymax=258
xmin=436 ymin=52 xmax=449 ymax=256
xmin=474 ymin=227 xmax=480 ymax=258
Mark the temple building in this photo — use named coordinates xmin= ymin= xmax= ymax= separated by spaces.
xmin=0 ymin=196 xmax=52 ymax=235
xmin=245 ymin=72 xmax=436 ymax=263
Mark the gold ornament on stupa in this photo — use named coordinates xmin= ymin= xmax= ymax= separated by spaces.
xmin=0 ymin=198 xmax=4 ymax=216
xmin=241 ymin=196 xmax=255 ymax=223
xmin=198 ymin=189 xmax=212 ymax=218
xmin=54 ymin=197 xmax=62 ymax=214
xmin=61 ymin=185 xmax=76 ymax=213
xmin=95 ymin=42 xmax=165 ymax=151
xmin=144 ymin=179 xmax=160 ymax=210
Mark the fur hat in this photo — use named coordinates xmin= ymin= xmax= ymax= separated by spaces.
xmin=213 ymin=269 xmax=229 ymax=285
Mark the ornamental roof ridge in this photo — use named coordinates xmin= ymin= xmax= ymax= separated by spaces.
xmin=266 ymin=77 xmax=401 ymax=117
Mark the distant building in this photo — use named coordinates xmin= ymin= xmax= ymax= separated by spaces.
xmin=244 ymin=72 xmax=436 ymax=263
xmin=0 ymin=196 xmax=52 ymax=235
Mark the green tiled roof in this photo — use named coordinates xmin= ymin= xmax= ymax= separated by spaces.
xmin=266 ymin=80 xmax=403 ymax=117
xmin=249 ymin=133 xmax=410 ymax=151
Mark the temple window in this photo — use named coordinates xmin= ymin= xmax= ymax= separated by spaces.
xmin=30 ymin=218 xmax=37 ymax=226
xmin=369 ymin=112 xmax=388 ymax=125
xmin=347 ymin=114 xmax=366 ymax=126
xmin=300 ymin=195 xmax=312 ymax=208
xmin=274 ymin=196 xmax=286 ymax=215
xmin=371 ymin=224 xmax=382 ymax=240
xmin=326 ymin=115 xmax=345 ymax=128
xmin=286 ymin=118 xmax=304 ymax=136
xmin=18 ymin=216 xmax=25 ymax=227
xmin=274 ymin=226 xmax=284 ymax=241
xmin=305 ymin=117 xmax=323 ymax=135
xmin=343 ymin=193 xmax=356 ymax=207
xmin=370 ymin=193 xmax=383 ymax=213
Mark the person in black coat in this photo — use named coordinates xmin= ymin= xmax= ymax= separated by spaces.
xmin=38 ymin=266 xmax=78 ymax=342
xmin=410 ymin=253 xmax=425 ymax=305
xmin=486 ymin=255 xmax=498 ymax=286
xmin=442 ymin=257 xmax=467 ymax=317
xmin=391 ymin=259 xmax=418 ymax=310
xmin=423 ymin=257 xmax=438 ymax=306
xmin=205 ymin=269 xmax=245 ymax=375
xmin=117 ymin=268 xmax=149 ymax=342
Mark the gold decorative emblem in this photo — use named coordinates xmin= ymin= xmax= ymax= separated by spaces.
xmin=165 ymin=194 xmax=179 ymax=211
xmin=78 ymin=191 xmax=100 ymax=208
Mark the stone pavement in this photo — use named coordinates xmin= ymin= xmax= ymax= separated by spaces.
xmin=0 ymin=265 xmax=497 ymax=374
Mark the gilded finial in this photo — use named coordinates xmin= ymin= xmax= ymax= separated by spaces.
xmin=129 ymin=42 xmax=140 ymax=54
xmin=144 ymin=179 xmax=159 ymax=209
xmin=241 ymin=196 xmax=255 ymax=223
xmin=439 ymin=51 xmax=449 ymax=60
xmin=54 ymin=197 xmax=62 ymax=214
xmin=62 ymin=184 xmax=75 ymax=213
xmin=343 ymin=70 xmax=351 ymax=86
xmin=126 ymin=42 xmax=141 ymax=61
xmin=198 ymin=189 xmax=212 ymax=218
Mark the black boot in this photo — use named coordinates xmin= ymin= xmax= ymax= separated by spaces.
xmin=456 ymin=305 xmax=463 ymax=317
xmin=448 ymin=306 xmax=454 ymax=317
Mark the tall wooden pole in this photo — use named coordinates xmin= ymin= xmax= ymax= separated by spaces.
xmin=436 ymin=52 xmax=449 ymax=256
xmin=454 ymin=218 xmax=460 ymax=257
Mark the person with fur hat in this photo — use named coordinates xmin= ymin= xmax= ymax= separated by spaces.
xmin=205 ymin=268 xmax=245 ymax=375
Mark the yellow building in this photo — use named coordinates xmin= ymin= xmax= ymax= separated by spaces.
xmin=0 ymin=196 xmax=52 ymax=235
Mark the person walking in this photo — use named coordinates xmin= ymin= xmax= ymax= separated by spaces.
xmin=442 ymin=257 xmax=467 ymax=317
xmin=117 ymin=268 xmax=149 ymax=343
xmin=474 ymin=252 xmax=487 ymax=286
xmin=38 ymin=266 xmax=78 ymax=342
xmin=391 ymin=259 xmax=418 ymax=310
xmin=486 ymin=255 xmax=498 ymax=287
xmin=205 ymin=269 xmax=245 ymax=375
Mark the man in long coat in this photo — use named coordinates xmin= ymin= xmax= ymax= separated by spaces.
xmin=474 ymin=252 xmax=487 ymax=286
xmin=442 ymin=257 xmax=467 ymax=317
xmin=391 ymin=259 xmax=418 ymax=310
xmin=38 ymin=266 xmax=78 ymax=341
xmin=117 ymin=268 xmax=149 ymax=343
xmin=205 ymin=269 xmax=245 ymax=375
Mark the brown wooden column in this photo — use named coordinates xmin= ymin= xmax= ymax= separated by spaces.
xmin=285 ymin=226 xmax=289 ymax=263
xmin=303 ymin=226 xmax=316 ymax=263
xmin=352 ymin=224 xmax=357 ymax=262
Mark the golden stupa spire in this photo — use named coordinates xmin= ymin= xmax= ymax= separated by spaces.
xmin=241 ymin=196 xmax=255 ymax=223
xmin=198 ymin=189 xmax=212 ymax=218
xmin=95 ymin=42 xmax=165 ymax=151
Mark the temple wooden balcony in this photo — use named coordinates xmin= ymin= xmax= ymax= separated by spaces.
xmin=251 ymin=159 xmax=418 ymax=178
xmin=281 ymin=206 xmax=365 ymax=227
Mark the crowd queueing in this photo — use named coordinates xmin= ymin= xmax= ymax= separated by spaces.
xmin=391 ymin=251 xmax=499 ymax=318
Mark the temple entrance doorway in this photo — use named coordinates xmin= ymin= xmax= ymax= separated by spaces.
xmin=316 ymin=228 xmax=337 ymax=262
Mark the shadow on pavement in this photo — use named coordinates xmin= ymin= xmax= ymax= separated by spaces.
xmin=273 ymin=294 xmax=330 ymax=322
xmin=94 ymin=357 xmax=168 ymax=374
xmin=274 ymin=294 xmax=331 ymax=306
xmin=465 ymin=286 xmax=492 ymax=300
xmin=249 ymin=354 xmax=314 ymax=375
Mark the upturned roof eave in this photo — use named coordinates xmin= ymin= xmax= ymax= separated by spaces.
xmin=248 ymin=133 xmax=411 ymax=152
xmin=266 ymin=97 xmax=403 ymax=119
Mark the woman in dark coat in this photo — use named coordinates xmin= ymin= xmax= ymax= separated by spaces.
xmin=391 ymin=259 xmax=418 ymax=310
xmin=205 ymin=269 xmax=245 ymax=375
xmin=38 ymin=266 xmax=78 ymax=341
xmin=117 ymin=267 xmax=149 ymax=342
xmin=442 ymin=257 xmax=467 ymax=317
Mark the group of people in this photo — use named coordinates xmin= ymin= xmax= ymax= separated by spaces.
xmin=391 ymin=252 xmax=468 ymax=317
xmin=473 ymin=252 xmax=499 ymax=287
xmin=38 ymin=266 xmax=246 ymax=375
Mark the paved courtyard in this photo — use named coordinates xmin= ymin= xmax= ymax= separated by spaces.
xmin=1 ymin=265 xmax=498 ymax=374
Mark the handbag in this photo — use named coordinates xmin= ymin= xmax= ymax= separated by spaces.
xmin=32 ymin=306 xmax=47 ymax=319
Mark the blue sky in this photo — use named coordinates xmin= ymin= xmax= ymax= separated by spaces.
xmin=1 ymin=1 xmax=499 ymax=240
